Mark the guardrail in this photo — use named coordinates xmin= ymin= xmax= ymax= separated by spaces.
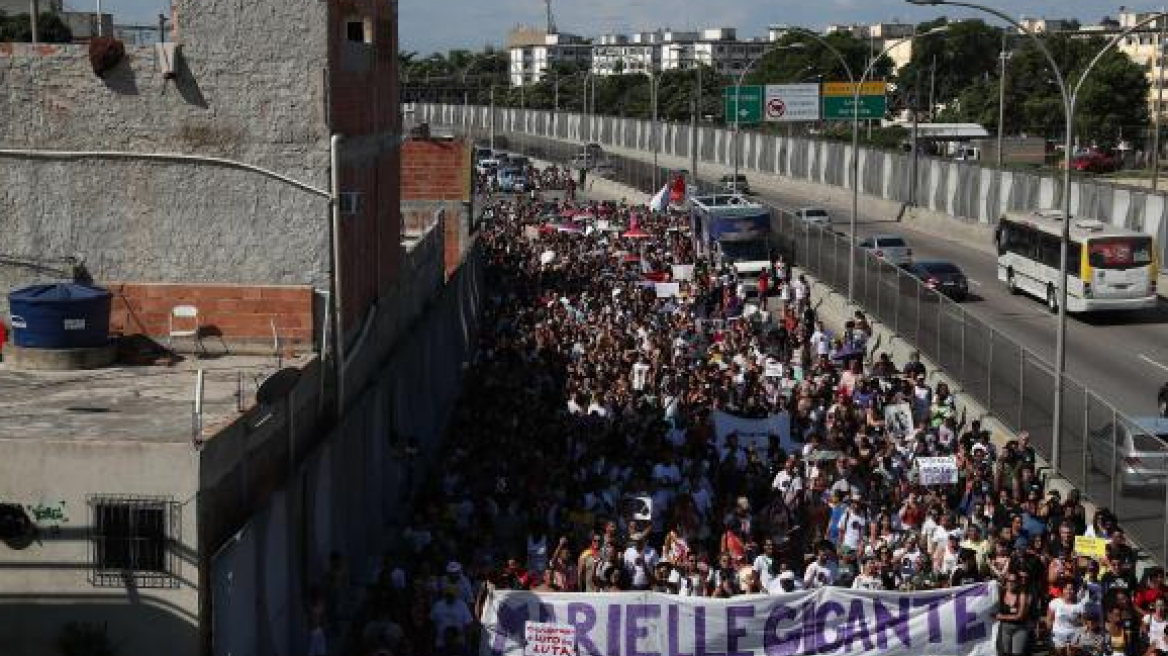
xmin=458 ymin=124 xmax=1168 ymax=567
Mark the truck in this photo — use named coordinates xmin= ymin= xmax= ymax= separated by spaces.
xmin=690 ymin=194 xmax=773 ymax=295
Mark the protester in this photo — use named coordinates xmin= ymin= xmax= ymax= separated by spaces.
xmin=341 ymin=164 xmax=1153 ymax=656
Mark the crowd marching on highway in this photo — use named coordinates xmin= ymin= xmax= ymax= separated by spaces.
xmin=343 ymin=166 xmax=1167 ymax=656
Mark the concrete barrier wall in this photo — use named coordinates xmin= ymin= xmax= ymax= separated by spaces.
xmin=422 ymin=103 xmax=1168 ymax=262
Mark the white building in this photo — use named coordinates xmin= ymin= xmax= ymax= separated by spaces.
xmin=509 ymin=32 xmax=592 ymax=86
xmin=1018 ymin=16 xmax=1079 ymax=33
xmin=1115 ymin=9 xmax=1168 ymax=118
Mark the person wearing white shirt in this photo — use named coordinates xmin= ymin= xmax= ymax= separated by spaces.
xmin=623 ymin=540 xmax=660 ymax=590
xmin=852 ymin=559 xmax=884 ymax=590
xmin=803 ymin=548 xmax=838 ymax=589
xmin=753 ymin=540 xmax=781 ymax=592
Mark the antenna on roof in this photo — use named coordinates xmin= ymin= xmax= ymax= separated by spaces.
xmin=545 ymin=0 xmax=557 ymax=34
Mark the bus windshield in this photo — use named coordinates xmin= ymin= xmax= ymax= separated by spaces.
xmin=1088 ymin=237 xmax=1154 ymax=270
xmin=720 ymin=240 xmax=769 ymax=262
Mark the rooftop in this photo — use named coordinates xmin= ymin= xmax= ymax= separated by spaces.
xmin=0 ymin=352 xmax=312 ymax=443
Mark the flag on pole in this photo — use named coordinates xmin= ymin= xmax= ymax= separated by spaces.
xmin=669 ymin=174 xmax=688 ymax=205
xmin=649 ymin=184 xmax=670 ymax=213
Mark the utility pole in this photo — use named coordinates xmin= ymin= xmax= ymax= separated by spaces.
xmin=928 ymin=54 xmax=937 ymax=120
xmin=691 ymin=63 xmax=701 ymax=184
xmin=911 ymin=28 xmax=922 ymax=206
xmin=1154 ymin=11 xmax=1166 ymax=191
xmin=997 ymin=35 xmax=1010 ymax=170
xmin=30 ymin=0 xmax=40 ymax=44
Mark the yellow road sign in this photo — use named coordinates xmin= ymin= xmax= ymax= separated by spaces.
xmin=822 ymin=82 xmax=887 ymax=97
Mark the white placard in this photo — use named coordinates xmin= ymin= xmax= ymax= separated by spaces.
xmin=524 ymin=622 xmax=576 ymax=656
xmin=671 ymin=264 xmax=695 ymax=281
xmin=917 ymin=455 xmax=959 ymax=486
xmin=883 ymin=402 xmax=914 ymax=438
xmin=655 ymin=282 xmax=682 ymax=298
xmin=765 ymin=83 xmax=821 ymax=122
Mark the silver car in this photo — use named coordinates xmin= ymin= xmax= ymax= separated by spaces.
xmin=1088 ymin=417 xmax=1168 ymax=492
xmin=859 ymin=234 xmax=913 ymax=266
xmin=794 ymin=207 xmax=831 ymax=228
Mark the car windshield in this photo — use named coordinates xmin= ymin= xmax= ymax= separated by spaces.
xmin=1088 ymin=237 xmax=1154 ymax=270
xmin=803 ymin=209 xmax=828 ymax=217
xmin=720 ymin=240 xmax=769 ymax=262
xmin=879 ymin=237 xmax=907 ymax=247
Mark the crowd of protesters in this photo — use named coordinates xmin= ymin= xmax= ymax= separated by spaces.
xmin=339 ymin=168 xmax=1163 ymax=656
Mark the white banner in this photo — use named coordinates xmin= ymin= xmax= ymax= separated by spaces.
xmin=655 ymin=282 xmax=682 ymax=298
xmin=482 ymin=584 xmax=999 ymax=656
xmin=671 ymin=265 xmax=695 ymax=282
xmin=917 ymin=456 xmax=959 ymax=486
xmin=765 ymin=83 xmax=821 ymax=122
xmin=712 ymin=410 xmax=794 ymax=454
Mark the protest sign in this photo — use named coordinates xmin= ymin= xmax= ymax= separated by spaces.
xmin=483 ymin=584 xmax=998 ymax=656
xmin=917 ymin=456 xmax=959 ymax=486
xmin=1074 ymin=535 xmax=1108 ymax=560
xmin=620 ymin=495 xmax=653 ymax=522
xmin=884 ymin=403 xmax=913 ymax=437
xmin=671 ymin=264 xmax=695 ymax=281
xmin=524 ymin=622 xmax=577 ymax=656
xmin=655 ymin=282 xmax=681 ymax=298
xmin=712 ymin=410 xmax=795 ymax=455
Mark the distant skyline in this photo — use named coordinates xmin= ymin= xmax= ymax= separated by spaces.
xmin=70 ymin=1 xmax=1164 ymax=54
xmin=399 ymin=0 xmax=1160 ymax=54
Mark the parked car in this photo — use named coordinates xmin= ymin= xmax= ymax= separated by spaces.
xmin=473 ymin=147 xmax=493 ymax=164
xmin=1068 ymin=151 xmax=1118 ymax=174
xmin=719 ymin=174 xmax=751 ymax=194
xmin=497 ymin=167 xmax=527 ymax=193
xmin=858 ymin=234 xmax=913 ymax=266
xmin=476 ymin=158 xmax=499 ymax=176
xmin=793 ymin=207 xmax=831 ymax=228
xmin=905 ymin=260 xmax=970 ymax=301
xmin=1088 ymin=417 xmax=1168 ymax=492
xmin=1160 ymin=382 xmax=1168 ymax=418
xmin=509 ymin=155 xmax=531 ymax=170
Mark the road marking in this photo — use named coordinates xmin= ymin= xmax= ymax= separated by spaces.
xmin=1139 ymin=354 xmax=1168 ymax=374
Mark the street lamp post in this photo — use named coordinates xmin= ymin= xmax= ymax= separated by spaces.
xmin=461 ymin=57 xmax=498 ymax=134
xmin=732 ymin=43 xmax=806 ymax=192
xmin=638 ymin=70 xmax=665 ymax=190
xmin=908 ymin=0 xmax=1167 ymax=473
xmin=789 ymin=27 xmax=945 ymax=303
xmin=996 ymin=36 xmax=1012 ymax=170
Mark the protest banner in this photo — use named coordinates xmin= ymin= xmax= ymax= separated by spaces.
xmin=483 ymin=584 xmax=998 ymax=656
xmin=1074 ymin=535 xmax=1108 ymax=560
xmin=524 ymin=622 xmax=577 ymax=656
xmin=712 ymin=410 xmax=795 ymax=455
xmin=917 ymin=456 xmax=959 ymax=486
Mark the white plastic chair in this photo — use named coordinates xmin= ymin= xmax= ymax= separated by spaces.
xmin=168 ymin=305 xmax=206 ymax=356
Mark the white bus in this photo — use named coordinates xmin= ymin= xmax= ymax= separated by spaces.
xmin=995 ymin=210 xmax=1159 ymax=312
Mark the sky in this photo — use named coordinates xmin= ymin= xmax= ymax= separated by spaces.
xmin=87 ymin=1 xmax=1163 ymax=53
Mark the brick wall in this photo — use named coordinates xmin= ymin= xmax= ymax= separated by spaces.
xmin=402 ymin=139 xmax=472 ymax=201
xmin=108 ymin=282 xmax=315 ymax=353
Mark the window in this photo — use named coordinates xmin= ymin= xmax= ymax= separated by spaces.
xmin=339 ymin=192 xmax=364 ymax=215
xmin=346 ymin=20 xmax=368 ymax=43
xmin=89 ymin=495 xmax=180 ymax=588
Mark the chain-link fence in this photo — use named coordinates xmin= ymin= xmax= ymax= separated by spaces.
xmin=455 ymin=124 xmax=1168 ymax=567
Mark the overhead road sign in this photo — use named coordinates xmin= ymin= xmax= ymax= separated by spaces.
xmin=723 ymin=85 xmax=763 ymax=125
xmin=821 ymin=81 xmax=888 ymax=121
xmin=764 ymin=84 xmax=820 ymax=122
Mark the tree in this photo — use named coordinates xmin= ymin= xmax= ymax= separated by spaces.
xmin=0 ymin=11 xmax=73 ymax=43
xmin=896 ymin=18 xmax=1003 ymax=114
xmin=943 ymin=34 xmax=1149 ymax=148
xmin=749 ymin=31 xmax=888 ymax=87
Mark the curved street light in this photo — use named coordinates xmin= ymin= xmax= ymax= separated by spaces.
xmin=788 ymin=26 xmax=947 ymax=303
xmin=907 ymin=0 xmax=1167 ymax=479
xmin=732 ymin=43 xmax=806 ymax=189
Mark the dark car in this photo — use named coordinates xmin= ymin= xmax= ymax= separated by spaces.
xmin=1160 ymin=382 xmax=1168 ymax=418
xmin=906 ymin=260 xmax=969 ymax=301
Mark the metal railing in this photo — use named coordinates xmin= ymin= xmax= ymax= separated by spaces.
xmin=461 ymin=125 xmax=1168 ymax=567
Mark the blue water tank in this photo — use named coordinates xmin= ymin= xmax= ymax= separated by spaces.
xmin=8 ymin=283 xmax=112 ymax=349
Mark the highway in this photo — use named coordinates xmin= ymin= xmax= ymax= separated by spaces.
xmin=471 ymin=128 xmax=1168 ymax=562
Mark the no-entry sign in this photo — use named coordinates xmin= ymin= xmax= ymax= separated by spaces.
xmin=764 ymin=84 xmax=820 ymax=122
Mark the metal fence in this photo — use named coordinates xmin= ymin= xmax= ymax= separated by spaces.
xmin=461 ymin=126 xmax=1168 ymax=568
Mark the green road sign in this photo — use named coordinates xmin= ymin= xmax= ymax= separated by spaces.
xmin=723 ymin=86 xmax=764 ymax=125
xmin=822 ymin=95 xmax=887 ymax=121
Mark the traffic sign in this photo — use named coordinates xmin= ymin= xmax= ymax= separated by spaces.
xmin=723 ymin=85 xmax=763 ymax=125
xmin=821 ymin=81 xmax=887 ymax=121
xmin=765 ymin=84 xmax=820 ymax=122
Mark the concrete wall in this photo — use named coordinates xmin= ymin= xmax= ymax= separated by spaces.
xmin=420 ymin=103 xmax=1168 ymax=263
xmin=0 ymin=438 xmax=201 ymax=656
xmin=0 ymin=0 xmax=335 ymax=312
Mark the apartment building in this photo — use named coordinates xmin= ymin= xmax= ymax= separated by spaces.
xmin=1116 ymin=9 xmax=1168 ymax=118
xmin=508 ymin=31 xmax=592 ymax=85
